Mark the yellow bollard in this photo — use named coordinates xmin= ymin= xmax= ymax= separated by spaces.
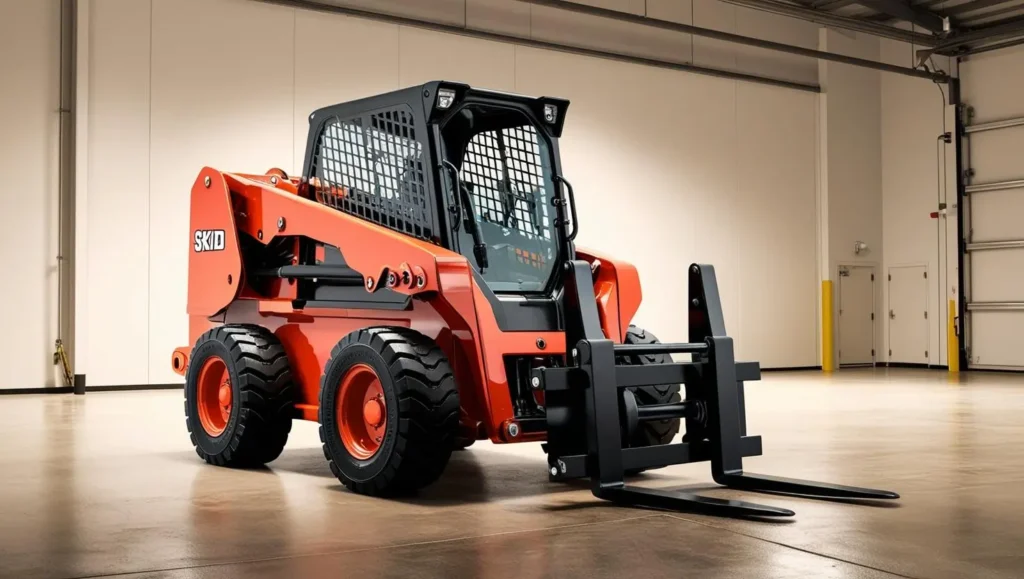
xmin=822 ymin=280 xmax=834 ymax=372
xmin=948 ymin=299 xmax=959 ymax=373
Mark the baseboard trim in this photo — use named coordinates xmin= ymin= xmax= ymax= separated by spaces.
xmin=761 ymin=366 xmax=822 ymax=372
xmin=881 ymin=362 xmax=949 ymax=370
xmin=965 ymin=366 xmax=1024 ymax=373
xmin=1 ymin=383 xmax=183 ymax=395
xmin=0 ymin=387 xmax=75 ymax=395
xmin=87 ymin=384 xmax=183 ymax=392
xmin=763 ymin=364 xmax=954 ymax=372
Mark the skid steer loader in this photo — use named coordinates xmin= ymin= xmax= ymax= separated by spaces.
xmin=172 ymin=81 xmax=898 ymax=517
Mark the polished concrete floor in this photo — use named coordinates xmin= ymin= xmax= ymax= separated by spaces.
xmin=1 ymin=368 xmax=1022 ymax=579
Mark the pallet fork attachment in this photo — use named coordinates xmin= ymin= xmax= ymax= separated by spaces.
xmin=534 ymin=261 xmax=899 ymax=519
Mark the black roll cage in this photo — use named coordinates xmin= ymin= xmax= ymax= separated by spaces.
xmin=301 ymin=80 xmax=576 ymax=298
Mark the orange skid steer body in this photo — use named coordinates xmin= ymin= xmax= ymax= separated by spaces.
xmin=174 ymin=165 xmax=640 ymax=444
xmin=172 ymin=81 xmax=898 ymax=517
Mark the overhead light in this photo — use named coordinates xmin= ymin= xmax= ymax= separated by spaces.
xmin=437 ymin=88 xmax=456 ymax=110
xmin=543 ymin=104 xmax=558 ymax=123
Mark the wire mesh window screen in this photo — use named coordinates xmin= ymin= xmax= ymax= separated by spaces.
xmin=314 ymin=106 xmax=433 ymax=240
xmin=462 ymin=125 xmax=552 ymax=242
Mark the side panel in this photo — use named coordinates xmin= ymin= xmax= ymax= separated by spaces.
xmin=187 ymin=168 xmax=242 ymax=316
xmin=430 ymin=258 xmax=566 ymax=442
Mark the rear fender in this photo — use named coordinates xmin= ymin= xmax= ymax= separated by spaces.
xmin=575 ymin=246 xmax=642 ymax=343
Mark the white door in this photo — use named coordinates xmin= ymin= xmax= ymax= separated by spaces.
xmin=838 ymin=266 xmax=875 ymax=366
xmin=961 ymin=54 xmax=1024 ymax=370
xmin=888 ymin=266 xmax=929 ymax=364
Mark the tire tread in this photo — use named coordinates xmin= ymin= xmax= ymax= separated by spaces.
xmin=319 ymin=326 xmax=459 ymax=496
xmin=186 ymin=324 xmax=294 ymax=467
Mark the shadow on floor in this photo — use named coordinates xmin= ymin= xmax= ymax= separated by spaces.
xmin=172 ymin=447 xmax=857 ymax=519
xmin=268 ymin=445 xmax=588 ymax=506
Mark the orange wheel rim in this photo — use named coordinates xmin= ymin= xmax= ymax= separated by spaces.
xmin=197 ymin=356 xmax=232 ymax=437
xmin=337 ymin=363 xmax=387 ymax=460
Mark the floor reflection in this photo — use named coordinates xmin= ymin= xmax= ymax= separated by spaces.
xmin=1 ymin=369 xmax=1023 ymax=578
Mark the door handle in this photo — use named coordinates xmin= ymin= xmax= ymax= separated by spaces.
xmin=889 ymin=310 xmax=895 ymax=319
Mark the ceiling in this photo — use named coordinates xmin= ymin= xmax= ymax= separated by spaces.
xmin=733 ymin=0 xmax=1024 ymax=56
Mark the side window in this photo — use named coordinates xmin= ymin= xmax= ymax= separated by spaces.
xmin=313 ymin=107 xmax=433 ymax=241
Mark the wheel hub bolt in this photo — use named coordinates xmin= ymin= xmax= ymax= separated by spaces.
xmin=218 ymin=383 xmax=231 ymax=407
xmin=363 ymin=397 xmax=384 ymax=428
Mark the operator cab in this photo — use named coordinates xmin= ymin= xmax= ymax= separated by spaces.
xmin=301 ymin=81 xmax=574 ymax=328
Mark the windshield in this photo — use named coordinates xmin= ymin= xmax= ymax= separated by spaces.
xmin=440 ymin=104 xmax=560 ymax=293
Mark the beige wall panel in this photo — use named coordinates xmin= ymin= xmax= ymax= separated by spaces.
xmin=0 ymin=0 xmax=60 ymax=389
xmin=879 ymin=35 xmax=953 ymax=366
xmin=313 ymin=0 xmax=466 ymax=25
xmin=734 ymin=6 xmax=818 ymax=85
xmin=75 ymin=0 xmax=824 ymax=387
xmin=691 ymin=0 xmax=738 ymax=71
xmin=515 ymin=46 xmax=819 ymax=366
xmin=515 ymin=47 xmax=702 ymax=346
xmin=821 ymin=30 xmax=884 ymax=364
xmin=293 ymin=10 xmax=401 ymax=173
xmin=527 ymin=3 xmax=692 ymax=65
xmin=398 ymin=26 xmax=516 ymax=91
xmin=85 ymin=0 xmax=152 ymax=386
xmin=735 ymin=83 xmax=818 ymax=366
xmin=288 ymin=0 xmax=821 ymax=84
xmin=466 ymin=0 xmax=532 ymax=36
xmin=148 ymin=0 xmax=296 ymax=383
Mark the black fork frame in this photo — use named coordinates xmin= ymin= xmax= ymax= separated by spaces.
xmin=532 ymin=261 xmax=899 ymax=519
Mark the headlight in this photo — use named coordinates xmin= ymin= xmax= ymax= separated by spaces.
xmin=543 ymin=104 xmax=558 ymax=123
xmin=437 ymin=88 xmax=456 ymax=110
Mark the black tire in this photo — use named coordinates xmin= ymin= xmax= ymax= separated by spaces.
xmin=619 ymin=325 xmax=682 ymax=448
xmin=319 ymin=327 xmax=460 ymax=496
xmin=185 ymin=324 xmax=295 ymax=467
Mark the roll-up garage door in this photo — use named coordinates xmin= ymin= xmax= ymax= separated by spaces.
xmin=960 ymin=51 xmax=1024 ymax=370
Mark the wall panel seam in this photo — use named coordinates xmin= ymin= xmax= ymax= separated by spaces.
xmin=292 ymin=6 xmax=297 ymax=174
xmin=147 ymin=0 xmax=154 ymax=385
